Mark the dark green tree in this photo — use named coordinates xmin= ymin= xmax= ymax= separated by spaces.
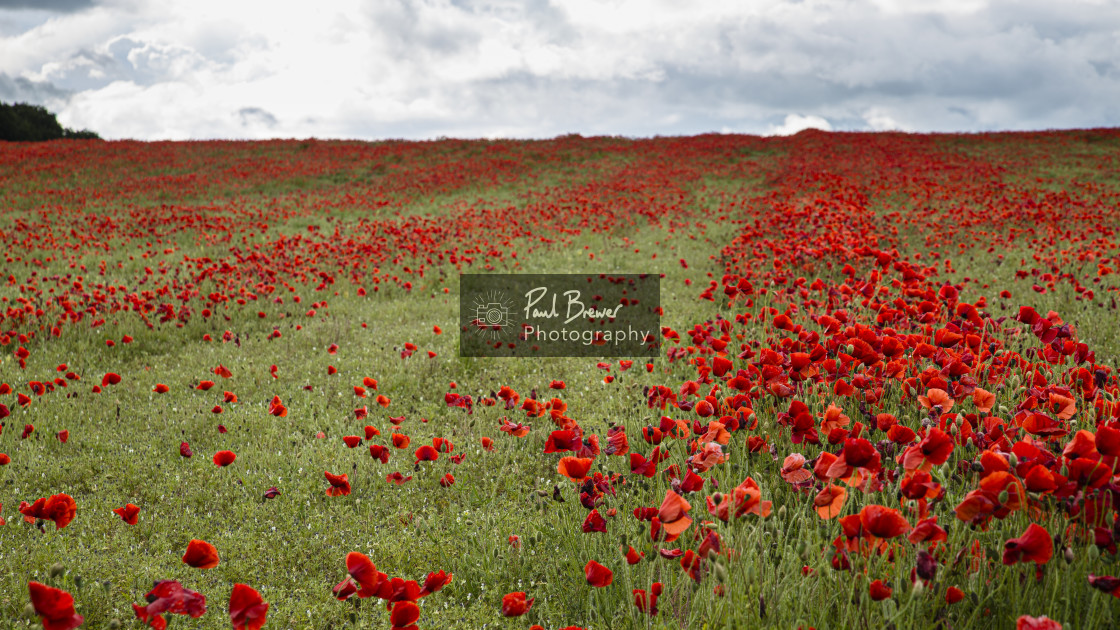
xmin=0 ymin=101 xmax=100 ymax=141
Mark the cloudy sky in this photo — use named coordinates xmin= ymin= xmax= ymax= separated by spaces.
xmin=1 ymin=0 xmax=1117 ymax=140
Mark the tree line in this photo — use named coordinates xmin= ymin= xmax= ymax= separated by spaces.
xmin=0 ymin=101 xmax=100 ymax=141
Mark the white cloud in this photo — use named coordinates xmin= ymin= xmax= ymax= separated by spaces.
xmin=863 ymin=107 xmax=908 ymax=131
xmin=767 ymin=113 xmax=833 ymax=136
xmin=0 ymin=0 xmax=1118 ymax=139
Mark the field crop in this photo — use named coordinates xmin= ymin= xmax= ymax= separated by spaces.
xmin=2 ymin=129 xmax=1120 ymax=629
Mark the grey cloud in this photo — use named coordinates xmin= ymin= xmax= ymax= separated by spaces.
xmin=238 ymin=107 xmax=277 ymax=128
xmin=0 ymin=72 xmax=71 ymax=106
xmin=0 ymin=0 xmax=95 ymax=11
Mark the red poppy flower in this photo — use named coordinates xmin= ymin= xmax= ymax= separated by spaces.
xmin=0 ymin=453 xmax=9 ymax=466
xmin=154 ymin=384 xmax=170 ymax=394
xmin=369 ymin=444 xmax=390 ymax=463
xmin=182 ymin=539 xmax=220 ymax=568
xmin=101 ymin=372 xmax=122 ymax=387
xmin=180 ymin=442 xmax=193 ymax=458
xmin=342 ymin=552 xmax=386 ymax=598
xmin=869 ymin=579 xmax=892 ymax=601
xmin=1003 ymin=523 xmax=1053 ymax=565
xmin=387 ymin=472 xmax=412 ymax=485
xmin=364 ymin=425 xmax=379 ymax=439
xmin=390 ymin=601 xmax=420 ymax=630
xmin=1088 ymin=574 xmax=1120 ymax=597
xmin=1017 ymin=615 xmax=1063 ymax=630
xmin=415 ymin=444 xmax=439 ymax=463
xmin=544 ymin=429 xmax=580 ymax=453
xmin=633 ymin=583 xmax=663 ymax=615
xmin=901 ymin=428 xmax=954 ymax=472
xmin=557 ymin=456 xmax=593 ymax=481
xmin=584 ymin=560 xmax=613 ymax=587
xmin=945 ymin=586 xmax=965 ymax=604
xmin=582 ymin=509 xmax=607 ymax=533
xmin=113 ymin=503 xmax=140 ymax=525
xmin=501 ymin=592 xmax=534 ymax=617
xmin=268 ymin=396 xmax=288 ymax=417
xmin=813 ymin=485 xmax=847 ymax=520
xmin=29 ymin=581 xmax=84 ymax=630
xmin=392 ymin=433 xmax=411 ymax=449
xmin=342 ymin=435 xmax=362 ymax=448
xmin=439 ymin=473 xmax=455 ymax=487
xmin=20 ymin=493 xmax=77 ymax=530
xmin=325 ymin=471 xmax=351 ymax=497
xmin=705 ymin=476 xmax=770 ymax=522
xmin=133 ymin=580 xmax=206 ymax=628
xmin=213 ymin=450 xmax=236 ymax=466
xmin=57 ymin=430 xmax=69 ymax=443
xmin=419 ymin=570 xmax=453 ymax=596
xmin=624 ymin=545 xmax=645 ymax=564
xmin=481 ymin=436 xmax=495 ymax=451
xmin=229 ymin=584 xmax=269 ymax=630
xmin=908 ymin=516 xmax=948 ymax=545
xmin=656 ymin=489 xmax=692 ymax=540
xmin=859 ymin=505 xmax=910 ymax=539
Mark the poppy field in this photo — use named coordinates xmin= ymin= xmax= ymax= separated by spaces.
xmin=3 ymin=129 xmax=1120 ymax=629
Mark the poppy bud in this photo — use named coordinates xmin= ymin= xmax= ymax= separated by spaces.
xmin=1007 ymin=453 xmax=1018 ymax=468
xmin=778 ymin=505 xmax=787 ymax=519
xmin=997 ymin=489 xmax=1009 ymax=504
xmin=108 ymin=620 xmax=121 ymax=629
xmin=73 ymin=576 xmax=83 ymax=590
xmin=1089 ymin=544 xmax=1100 ymax=560
xmin=49 ymin=563 xmax=65 ymax=578
xmin=711 ymin=492 xmax=724 ymax=505
xmin=714 ymin=562 xmax=728 ymax=582
xmin=24 ymin=603 xmax=36 ymax=618
xmin=970 ymin=461 xmax=984 ymax=472
xmin=1063 ymin=547 xmax=1074 ymax=564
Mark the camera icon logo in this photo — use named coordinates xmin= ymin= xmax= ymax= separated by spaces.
xmin=476 ymin=302 xmax=510 ymax=329
xmin=469 ymin=291 xmax=514 ymax=340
